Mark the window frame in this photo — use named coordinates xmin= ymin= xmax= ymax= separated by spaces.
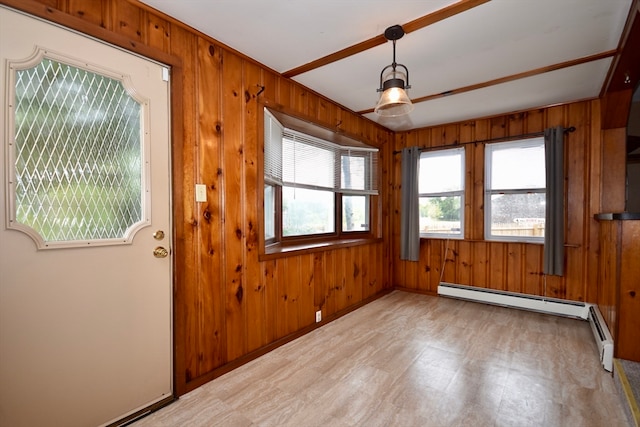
xmin=418 ymin=147 xmax=465 ymax=239
xmin=484 ymin=138 xmax=546 ymax=243
xmin=261 ymin=106 xmax=380 ymax=256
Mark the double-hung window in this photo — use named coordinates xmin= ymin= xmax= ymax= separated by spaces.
xmin=485 ymin=138 xmax=545 ymax=242
xmin=418 ymin=147 xmax=465 ymax=238
xmin=264 ymin=108 xmax=378 ymax=244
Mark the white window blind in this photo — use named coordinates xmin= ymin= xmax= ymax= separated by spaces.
xmin=264 ymin=108 xmax=378 ymax=195
xmin=283 ymin=130 xmax=335 ymax=191
xmin=341 ymin=150 xmax=378 ymax=195
xmin=264 ymin=109 xmax=283 ymax=186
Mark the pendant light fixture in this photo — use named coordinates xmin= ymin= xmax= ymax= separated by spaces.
xmin=375 ymin=25 xmax=413 ymax=117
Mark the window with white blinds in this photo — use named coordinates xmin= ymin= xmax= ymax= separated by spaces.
xmin=264 ymin=109 xmax=378 ymax=195
xmin=264 ymin=109 xmax=283 ymax=186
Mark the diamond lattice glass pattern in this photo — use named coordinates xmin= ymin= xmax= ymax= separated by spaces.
xmin=13 ymin=58 xmax=143 ymax=242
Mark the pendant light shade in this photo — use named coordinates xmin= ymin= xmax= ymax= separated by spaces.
xmin=375 ymin=25 xmax=413 ymax=117
xmin=375 ymin=69 xmax=413 ymax=116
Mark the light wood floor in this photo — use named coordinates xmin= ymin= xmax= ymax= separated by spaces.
xmin=134 ymin=291 xmax=628 ymax=426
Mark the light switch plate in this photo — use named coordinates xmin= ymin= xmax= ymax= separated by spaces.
xmin=195 ymin=184 xmax=207 ymax=202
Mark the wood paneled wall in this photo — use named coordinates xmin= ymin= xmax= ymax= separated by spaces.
xmin=597 ymin=220 xmax=619 ymax=345
xmin=392 ymin=102 xmax=606 ymax=304
xmin=4 ymin=0 xmax=394 ymax=395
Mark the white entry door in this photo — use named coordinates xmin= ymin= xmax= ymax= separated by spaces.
xmin=0 ymin=7 xmax=172 ymax=427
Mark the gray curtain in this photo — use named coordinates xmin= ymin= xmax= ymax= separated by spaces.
xmin=400 ymin=147 xmax=420 ymax=261
xmin=544 ymin=126 xmax=565 ymax=276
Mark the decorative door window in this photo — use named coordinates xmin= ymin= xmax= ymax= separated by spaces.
xmin=6 ymin=51 xmax=150 ymax=248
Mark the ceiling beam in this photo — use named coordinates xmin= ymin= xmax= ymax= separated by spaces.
xmin=401 ymin=0 xmax=490 ymax=34
xmin=282 ymin=0 xmax=490 ymax=78
xmin=357 ymin=50 xmax=617 ymax=115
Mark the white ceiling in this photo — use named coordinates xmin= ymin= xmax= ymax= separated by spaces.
xmin=140 ymin=0 xmax=633 ymax=131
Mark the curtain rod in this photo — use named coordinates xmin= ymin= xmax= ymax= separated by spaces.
xmin=393 ymin=126 xmax=575 ymax=155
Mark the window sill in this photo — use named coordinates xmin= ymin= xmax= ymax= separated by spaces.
xmin=420 ymin=234 xmax=464 ymax=240
xmin=484 ymin=236 xmax=544 ymax=244
xmin=259 ymin=237 xmax=382 ymax=261
xmin=419 ymin=236 xmax=544 ymax=245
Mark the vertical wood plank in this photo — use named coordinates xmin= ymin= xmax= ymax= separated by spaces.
xmin=344 ymin=247 xmax=356 ymax=307
xmin=171 ymin=24 xmax=199 ymax=391
xmin=378 ymin=242 xmax=389 ymax=292
xmin=222 ymin=51 xmax=247 ymax=361
xmin=525 ymin=108 xmax=545 ymax=133
xmin=244 ymin=61 xmax=264 ymax=353
xmin=546 ymin=274 xmax=565 ymax=299
xmin=597 ymin=222 xmax=617 ymax=332
xmin=313 ymin=253 xmax=326 ymax=315
xmin=418 ymin=239 xmax=432 ymax=292
xmin=316 ymin=98 xmax=334 ymax=130
xmin=264 ymin=260 xmax=277 ymax=344
xmin=261 ymin=70 xmax=278 ymax=105
xmin=324 ymin=250 xmax=337 ymax=317
xmin=298 ymin=255 xmax=315 ymax=329
xmin=404 ymin=251 xmax=419 ymax=290
xmin=363 ymin=245 xmax=375 ymax=299
xmin=392 ymin=132 xmax=406 ymax=288
xmin=617 ymin=220 xmax=640 ymax=359
xmin=472 ymin=241 xmax=488 ymax=288
xmin=112 ymin=0 xmax=143 ymax=42
xmin=352 ymin=246 xmax=363 ymax=304
xmin=380 ymin=140 xmax=393 ymax=292
xmin=586 ymin=101 xmax=602 ymax=303
xmin=507 ymin=112 xmax=525 ymax=136
xmin=456 ymin=240 xmax=472 ymax=285
xmin=460 ymin=123 xmax=475 ymax=241
xmin=335 ymin=249 xmax=348 ymax=312
xmin=472 ymin=120 xmax=489 ymax=240
xmin=67 ymin=0 xmax=109 ymax=28
xmin=488 ymin=243 xmax=506 ymax=290
xmin=442 ymin=240 xmax=457 ymax=284
xmin=196 ymin=38 xmax=225 ymax=375
xmin=601 ymin=128 xmax=627 ymax=212
xmin=274 ymin=258 xmax=287 ymax=339
xmin=276 ymin=76 xmax=293 ymax=108
xmin=524 ymin=244 xmax=543 ymax=296
xmin=565 ymin=103 xmax=588 ymax=301
xmin=430 ymin=240 xmax=444 ymax=286
xmin=145 ymin=12 xmax=170 ymax=52
xmin=284 ymin=256 xmax=301 ymax=335
xmin=292 ymin=85 xmax=309 ymax=117
xmin=490 ymin=116 xmax=507 ymax=140
xmin=506 ymin=243 xmax=523 ymax=293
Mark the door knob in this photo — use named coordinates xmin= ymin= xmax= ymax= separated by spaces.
xmin=153 ymin=246 xmax=168 ymax=258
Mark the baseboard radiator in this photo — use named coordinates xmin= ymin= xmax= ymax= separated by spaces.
xmin=437 ymin=282 xmax=613 ymax=372
xmin=587 ymin=304 xmax=614 ymax=372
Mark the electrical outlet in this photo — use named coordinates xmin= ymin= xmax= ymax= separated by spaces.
xmin=315 ymin=310 xmax=322 ymax=323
